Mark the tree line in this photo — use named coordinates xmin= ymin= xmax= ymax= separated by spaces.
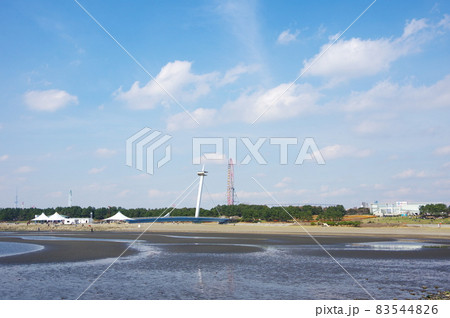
xmin=1 ymin=203 xmax=447 ymax=222
xmin=0 ymin=204 xmax=349 ymax=222
xmin=419 ymin=204 xmax=450 ymax=218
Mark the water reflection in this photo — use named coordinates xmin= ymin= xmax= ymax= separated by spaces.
xmin=347 ymin=241 xmax=447 ymax=251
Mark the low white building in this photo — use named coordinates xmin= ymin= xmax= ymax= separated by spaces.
xmin=370 ymin=201 xmax=429 ymax=217
xmin=63 ymin=218 xmax=92 ymax=225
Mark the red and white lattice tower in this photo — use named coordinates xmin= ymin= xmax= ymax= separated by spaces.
xmin=227 ymin=158 xmax=235 ymax=205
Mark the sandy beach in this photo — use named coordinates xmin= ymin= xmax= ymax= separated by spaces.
xmin=1 ymin=222 xmax=449 ymax=238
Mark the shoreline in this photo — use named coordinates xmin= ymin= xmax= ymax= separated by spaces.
xmin=1 ymin=222 xmax=449 ymax=239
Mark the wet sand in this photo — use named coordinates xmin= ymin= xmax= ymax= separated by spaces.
xmin=0 ymin=235 xmax=136 ymax=264
xmin=0 ymin=225 xmax=449 ymax=264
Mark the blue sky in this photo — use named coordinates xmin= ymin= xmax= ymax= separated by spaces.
xmin=1 ymin=0 xmax=450 ymax=209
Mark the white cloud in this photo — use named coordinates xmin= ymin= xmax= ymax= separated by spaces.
xmin=116 ymin=61 xmax=257 ymax=113
xmin=46 ymin=191 xmax=62 ymax=198
xmin=233 ymin=190 xmax=268 ymax=200
xmin=402 ymin=18 xmax=428 ymax=38
xmin=118 ymin=189 xmax=131 ymax=198
xmin=15 ymin=166 xmax=34 ymax=174
xmin=275 ymin=177 xmax=293 ymax=188
xmin=438 ymin=14 xmax=450 ymax=29
xmin=95 ymin=148 xmax=117 ymax=157
xmin=168 ymin=81 xmax=319 ymax=127
xmin=88 ymin=166 xmax=106 ymax=175
xmin=316 ymin=144 xmax=372 ymax=160
xmin=302 ymin=37 xmax=402 ymax=80
xmin=301 ymin=17 xmax=443 ymax=80
xmin=115 ymin=60 xmax=218 ymax=110
xmin=320 ymin=187 xmax=354 ymax=198
xmin=221 ymin=82 xmax=320 ymax=123
xmin=278 ymin=188 xmax=308 ymax=196
xmin=217 ymin=0 xmax=266 ymax=66
xmin=360 ymin=183 xmax=385 ymax=190
xmin=342 ymin=75 xmax=450 ymax=112
xmin=277 ymin=29 xmax=300 ymax=44
xmin=83 ymin=183 xmax=117 ymax=192
xmin=192 ymin=153 xmax=228 ymax=165
xmin=219 ymin=64 xmax=259 ymax=86
xmin=384 ymin=187 xmax=412 ymax=198
xmin=148 ymin=189 xmax=178 ymax=197
xmin=353 ymin=120 xmax=388 ymax=135
xmin=0 ymin=155 xmax=8 ymax=162
xmin=434 ymin=145 xmax=450 ymax=156
xmin=24 ymin=89 xmax=78 ymax=112
xmin=166 ymin=108 xmax=218 ymax=131
xmin=393 ymin=169 xmax=427 ymax=179
xmin=433 ymin=179 xmax=450 ymax=188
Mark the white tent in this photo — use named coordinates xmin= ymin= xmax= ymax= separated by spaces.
xmin=32 ymin=213 xmax=49 ymax=221
xmin=104 ymin=211 xmax=132 ymax=221
xmin=48 ymin=212 xmax=66 ymax=222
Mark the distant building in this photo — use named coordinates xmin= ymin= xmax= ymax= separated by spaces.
xmin=64 ymin=218 xmax=91 ymax=225
xmin=370 ymin=201 xmax=428 ymax=217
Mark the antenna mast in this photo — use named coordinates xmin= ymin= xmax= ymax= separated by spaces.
xmin=14 ymin=188 xmax=18 ymax=209
xmin=227 ymin=159 xmax=235 ymax=205
xmin=68 ymin=190 xmax=73 ymax=207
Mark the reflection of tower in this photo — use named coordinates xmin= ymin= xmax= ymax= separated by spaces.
xmin=227 ymin=159 xmax=235 ymax=205
xmin=195 ymin=166 xmax=207 ymax=218
xmin=68 ymin=190 xmax=73 ymax=207
xmin=197 ymin=268 xmax=204 ymax=293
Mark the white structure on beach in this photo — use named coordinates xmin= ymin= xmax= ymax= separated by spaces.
xmin=32 ymin=213 xmax=49 ymax=222
xmin=64 ymin=217 xmax=91 ymax=225
xmin=48 ymin=212 xmax=67 ymax=222
xmin=32 ymin=212 xmax=92 ymax=224
xmin=103 ymin=211 xmax=132 ymax=222
xmin=370 ymin=201 xmax=428 ymax=217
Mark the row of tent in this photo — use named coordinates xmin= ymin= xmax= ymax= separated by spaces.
xmin=31 ymin=211 xmax=132 ymax=222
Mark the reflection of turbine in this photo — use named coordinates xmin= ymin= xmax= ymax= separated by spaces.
xmin=197 ymin=268 xmax=204 ymax=293
xmin=227 ymin=265 xmax=235 ymax=293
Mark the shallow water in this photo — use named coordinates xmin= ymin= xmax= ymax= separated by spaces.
xmin=0 ymin=242 xmax=44 ymax=258
xmin=347 ymin=241 xmax=447 ymax=251
xmin=0 ymin=235 xmax=448 ymax=300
